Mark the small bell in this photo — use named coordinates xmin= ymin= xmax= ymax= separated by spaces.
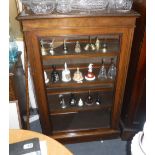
xmin=73 ymin=67 xmax=83 ymax=83
xmin=85 ymin=63 xmax=96 ymax=81
xmin=51 ymin=65 xmax=59 ymax=83
xmin=69 ymin=93 xmax=77 ymax=106
xmin=107 ymin=58 xmax=117 ymax=80
xmin=40 ymin=40 xmax=48 ymax=55
xmin=85 ymin=91 xmax=94 ymax=106
xmin=75 ymin=41 xmax=81 ymax=53
xmin=84 ymin=36 xmax=91 ymax=51
xmin=95 ymin=95 xmax=101 ymax=106
xmin=90 ymin=43 xmax=96 ymax=51
xmin=95 ymin=37 xmax=100 ymax=51
xmin=78 ymin=98 xmax=84 ymax=107
xmin=59 ymin=95 xmax=67 ymax=109
xmin=98 ymin=59 xmax=107 ymax=80
xmin=44 ymin=71 xmax=49 ymax=84
xmin=102 ymin=43 xmax=107 ymax=53
xmin=84 ymin=44 xmax=90 ymax=51
xmin=62 ymin=62 xmax=71 ymax=82
xmin=49 ymin=39 xmax=55 ymax=55
xmin=63 ymin=40 xmax=68 ymax=54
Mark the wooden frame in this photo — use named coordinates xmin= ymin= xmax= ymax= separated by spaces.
xmin=17 ymin=10 xmax=139 ymax=143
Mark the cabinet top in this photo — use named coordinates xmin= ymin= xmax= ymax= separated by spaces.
xmin=17 ymin=9 xmax=140 ymax=20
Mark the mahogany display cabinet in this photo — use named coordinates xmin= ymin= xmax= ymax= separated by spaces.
xmin=17 ymin=10 xmax=139 ymax=143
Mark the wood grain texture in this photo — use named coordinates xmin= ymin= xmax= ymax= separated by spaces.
xmin=9 ymin=129 xmax=73 ymax=155
xmin=18 ymin=11 xmax=138 ymax=141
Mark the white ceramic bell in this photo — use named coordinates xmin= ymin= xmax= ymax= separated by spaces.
xmin=62 ymin=62 xmax=71 ymax=82
xmin=78 ymin=98 xmax=84 ymax=107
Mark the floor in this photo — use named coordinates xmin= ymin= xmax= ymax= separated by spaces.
xmin=30 ymin=119 xmax=130 ymax=155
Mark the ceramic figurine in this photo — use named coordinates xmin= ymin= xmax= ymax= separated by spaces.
xmin=44 ymin=71 xmax=49 ymax=84
xmin=73 ymin=67 xmax=83 ymax=83
xmin=69 ymin=93 xmax=77 ymax=106
xmin=102 ymin=42 xmax=107 ymax=53
xmin=49 ymin=39 xmax=55 ymax=55
xmin=95 ymin=95 xmax=101 ymax=105
xmin=59 ymin=94 xmax=67 ymax=109
xmin=78 ymin=98 xmax=84 ymax=107
xmin=85 ymin=91 xmax=93 ymax=106
xmin=75 ymin=41 xmax=81 ymax=53
xmin=62 ymin=62 xmax=71 ymax=82
xmin=98 ymin=59 xmax=107 ymax=80
xmin=85 ymin=63 xmax=96 ymax=81
xmin=51 ymin=65 xmax=59 ymax=83
xmin=40 ymin=40 xmax=47 ymax=55
xmin=95 ymin=37 xmax=100 ymax=51
xmin=107 ymin=58 xmax=117 ymax=80
xmin=63 ymin=40 xmax=68 ymax=54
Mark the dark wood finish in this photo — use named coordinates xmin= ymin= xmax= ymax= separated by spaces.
xmin=121 ymin=0 xmax=146 ymax=140
xmin=17 ymin=10 xmax=138 ymax=142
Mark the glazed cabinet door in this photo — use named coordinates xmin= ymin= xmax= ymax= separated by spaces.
xmin=24 ymin=26 xmax=134 ymax=139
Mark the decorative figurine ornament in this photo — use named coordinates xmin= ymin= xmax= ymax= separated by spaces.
xmin=69 ymin=93 xmax=77 ymax=106
xmin=85 ymin=90 xmax=94 ymax=106
xmin=98 ymin=59 xmax=107 ymax=80
xmin=73 ymin=67 xmax=83 ymax=83
xmin=51 ymin=65 xmax=59 ymax=83
xmin=40 ymin=40 xmax=48 ymax=55
xmin=63 ymin=40 xmax=68 ymax=54
xmin=85 ymin=63 xmax=96 ymax=81
xmin=59 ymin=94 xmax=67 ymax=109
xmin=44 ymin=71 xmax=49 ymax=84
xmin=75 ymin=41 xmax=81 ymax=53
xmin=49 ymin=39 xmax=55 ymax=55
xmin=78 ymin=98 xmax=84 ymax=107
xmin=62 ymin=62 xmax=71 ymax=82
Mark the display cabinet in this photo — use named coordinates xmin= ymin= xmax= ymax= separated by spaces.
xmin=17 ymin=10 xmax=139 ymax=143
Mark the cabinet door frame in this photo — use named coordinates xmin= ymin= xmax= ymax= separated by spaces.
xmin=24 ymin=25 xmax=134 ymax=134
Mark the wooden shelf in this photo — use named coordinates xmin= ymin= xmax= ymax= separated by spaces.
xmin=45 ymin=67 xmax=115 ymax=90
xmin=48 ymin=90 xmax=113 ymax=115
xmin=49 ymin=104 xmax=112 ymax=115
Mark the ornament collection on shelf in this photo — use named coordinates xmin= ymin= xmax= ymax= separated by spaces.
xmin=40 ymin=37 xmax=108 ymax=56
xmin=44 ymin=59 xmax=117 ymax=84
xmin=58 ymin=91 xmax=102 ymax=109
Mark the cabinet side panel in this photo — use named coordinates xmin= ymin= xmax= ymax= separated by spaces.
xmin=111 ymin=28 xmax=135 ymax=129
xmin=24 ymin=32 xmax=52 ymax=134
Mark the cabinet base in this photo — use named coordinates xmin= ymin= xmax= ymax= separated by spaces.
xmin=49 ymin=128 xmax=120 ymax=143
xmin=120 ymin=120 xmax=140 ymax=140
